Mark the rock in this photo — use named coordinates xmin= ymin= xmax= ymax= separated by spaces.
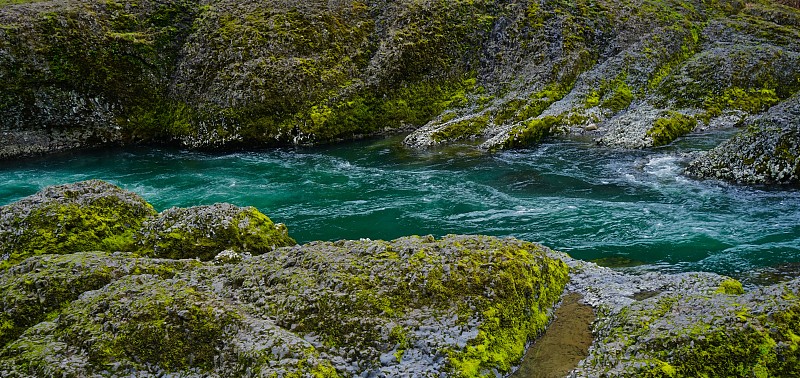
xmin=686 ymin=92 xmax=800 ymax=185
xmin=1 ymin=0 xmax=799 ymax=159
xmin=0 ymin=180 xmax=156 ymax=269
xmin=549 ymin=251 xmax=800 ymax=378
xmin=0 ymin=181 xmax=297 ymax=269
xmin=0 ymin=235 xmax=570 ymax=377
xmin=136 ymin=203 xmax=296 ymax=261
xmin=213 ymin=249 xmax=243 ymax=265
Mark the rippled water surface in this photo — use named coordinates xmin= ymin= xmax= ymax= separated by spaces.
xmin=2 ymin=133 xmax=799 ymax=281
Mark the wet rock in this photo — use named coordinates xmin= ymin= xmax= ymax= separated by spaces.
xmin=686 ymin=92 xmax=800 ymax=185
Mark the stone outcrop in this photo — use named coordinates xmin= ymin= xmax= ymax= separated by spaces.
xmin=1 ymin=181 xmax=799 ymax=376
xmin=1 ymin=0 xmax=799 ymax=166
xmin=686 ymin=92 xmax=800 ymax=185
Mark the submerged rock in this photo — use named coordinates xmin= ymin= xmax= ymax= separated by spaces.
xmin=0 ymin=235 xmax=570 ymax=377
xmin=686 ymin=92 xmax=800 ymax=185
xmin=0 ymin=180 xmax=156 ymax=269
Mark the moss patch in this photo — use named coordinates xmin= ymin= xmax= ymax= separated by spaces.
xmin=0 ymin=180 xmax=156 ymax=270
xmin=136 ymin=204 xmax=296 ymax=261
xmin=500 ymin=115 xmax=563 ymax=150
xmin=646 ymin=112 xmax=697 ymax=147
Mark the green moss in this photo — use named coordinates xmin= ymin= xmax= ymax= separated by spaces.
xmin=703 ymin=87 xmax=781 ymax=117
xmin=431 ymin=114 xmax=490 ymax=143
xmin=648 ymin=26 xmax=702 ymax=90
xmin=500 ymin=115 xmax=563 ymax=150
xmin=0 ymin=181 xmax=157 ymax=270
xmin=646 ymin=112 xmax=697 ymax=147
xmin=137 ymin=204 xmax=296 ymax=261
xmin=0 ymin=251 xmax=196 ymax=349
xmin=447 ymin=253 xmax=569 ymax=377
xmin=716 ymin=278 xmax=745 ymax=295
xmin=585 ymin=90 xmax=601 ymax=107
xmin=601 ymin=81 xmax=634 ymax=112
xmin=53 ymin=277 xmax=239 ymax=372
xmin=390 ymin=325 xmax=412 ymax=362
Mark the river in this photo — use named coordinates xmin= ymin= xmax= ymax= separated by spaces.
xmin=2 ymin=132 xmax=799 ymax=283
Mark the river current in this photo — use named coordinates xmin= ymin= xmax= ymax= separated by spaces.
xmin=2 ymin=133 xmax=799 ymax=283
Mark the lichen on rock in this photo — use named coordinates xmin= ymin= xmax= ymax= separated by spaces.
xmin=686 ymin=92 xmax=800 ymax=185
xmin=0 ymin=180 xmax=156 ymax=270
xmin=0 ymin=234 xmax=570 ymax=377
xmin=136 ymin=203 xmax=296 ymax=261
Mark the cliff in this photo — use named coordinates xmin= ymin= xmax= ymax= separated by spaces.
xmin=1 ymin=0 xmax=799 ymax=183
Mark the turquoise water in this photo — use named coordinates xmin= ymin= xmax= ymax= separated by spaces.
xmin=1 ymin=133 xmax=799 ymax=282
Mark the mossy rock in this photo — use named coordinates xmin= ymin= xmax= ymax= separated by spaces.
xmin=0 ymin=180 xmax=157 ymax=270
xmin=223 ymin=234 xmax=570 ymax=376
xmin=136 ymin=203 xmax=296 ymax=260
xmin=575 ymin=276 xmax=800 ymax=377
xmin=0 ymin=234 xmax=570 ymax=377
xmin=646 ymin=112 xmax=697 ymax=147
xmin=1 ymin=274 xmax=239 ymax=376
xmin=0 ymin=251 xmax=199 ymax=350
xmin=687 ymin=92 xmax=800 ymax=185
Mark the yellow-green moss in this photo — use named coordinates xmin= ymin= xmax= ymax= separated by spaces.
xmin=447 ymin=252 xmax=569 ymax=377
xmin=500 ymin=115 xmax=563 ymax=150
xmin=646 ymin=112 xmax=697 ymax=147
xmin=716 ymin=278 xmax=745 ymax=295
xmin=137 ymin=204 xmax=296 ymax=261
xmin=0 ymin=181 xmax=157 ymax=270
xmin=431 ymin=114 xmax=490 ymax=143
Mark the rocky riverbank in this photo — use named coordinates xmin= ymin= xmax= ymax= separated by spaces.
xmin=1 ymin=181 xmax=798 ymax=377
xmin=2 ymin=0 xmax=800 ymax=185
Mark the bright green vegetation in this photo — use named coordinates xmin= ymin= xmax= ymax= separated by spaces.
xmin=585 ymin=76 xmax=634 ymax=113
xmin=446 ymin=246 xmax=569 ymax=376
xmin=0 ymin=180 xmax=156 ymax=270
xmin=646 ymin=112 xmax=697 ymax=147
xmin=0 ymin=252 xmax=199 ymax=350
xmin=500 ymin=115 xmax=563 ymax=150
xmin=716 ymin=278 xmax=745 ymax=295
xmin=703 ymin=87 xmax=781 ymax=118
xmin=136 ymin=204 xmax=296 ymax=261
xmin=601 ymin=81 xmax=634 ymax=112
xmin=431 ymin=114 xmax=490 ymax=143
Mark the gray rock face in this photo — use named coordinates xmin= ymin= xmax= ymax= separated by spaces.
xmin=686 ymin=92 xmax=800 ymax=185
xmin=0 ymin=235 xmax=570 ymax=377
xmin=2 ymin=0 xmax=799 ymax=162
